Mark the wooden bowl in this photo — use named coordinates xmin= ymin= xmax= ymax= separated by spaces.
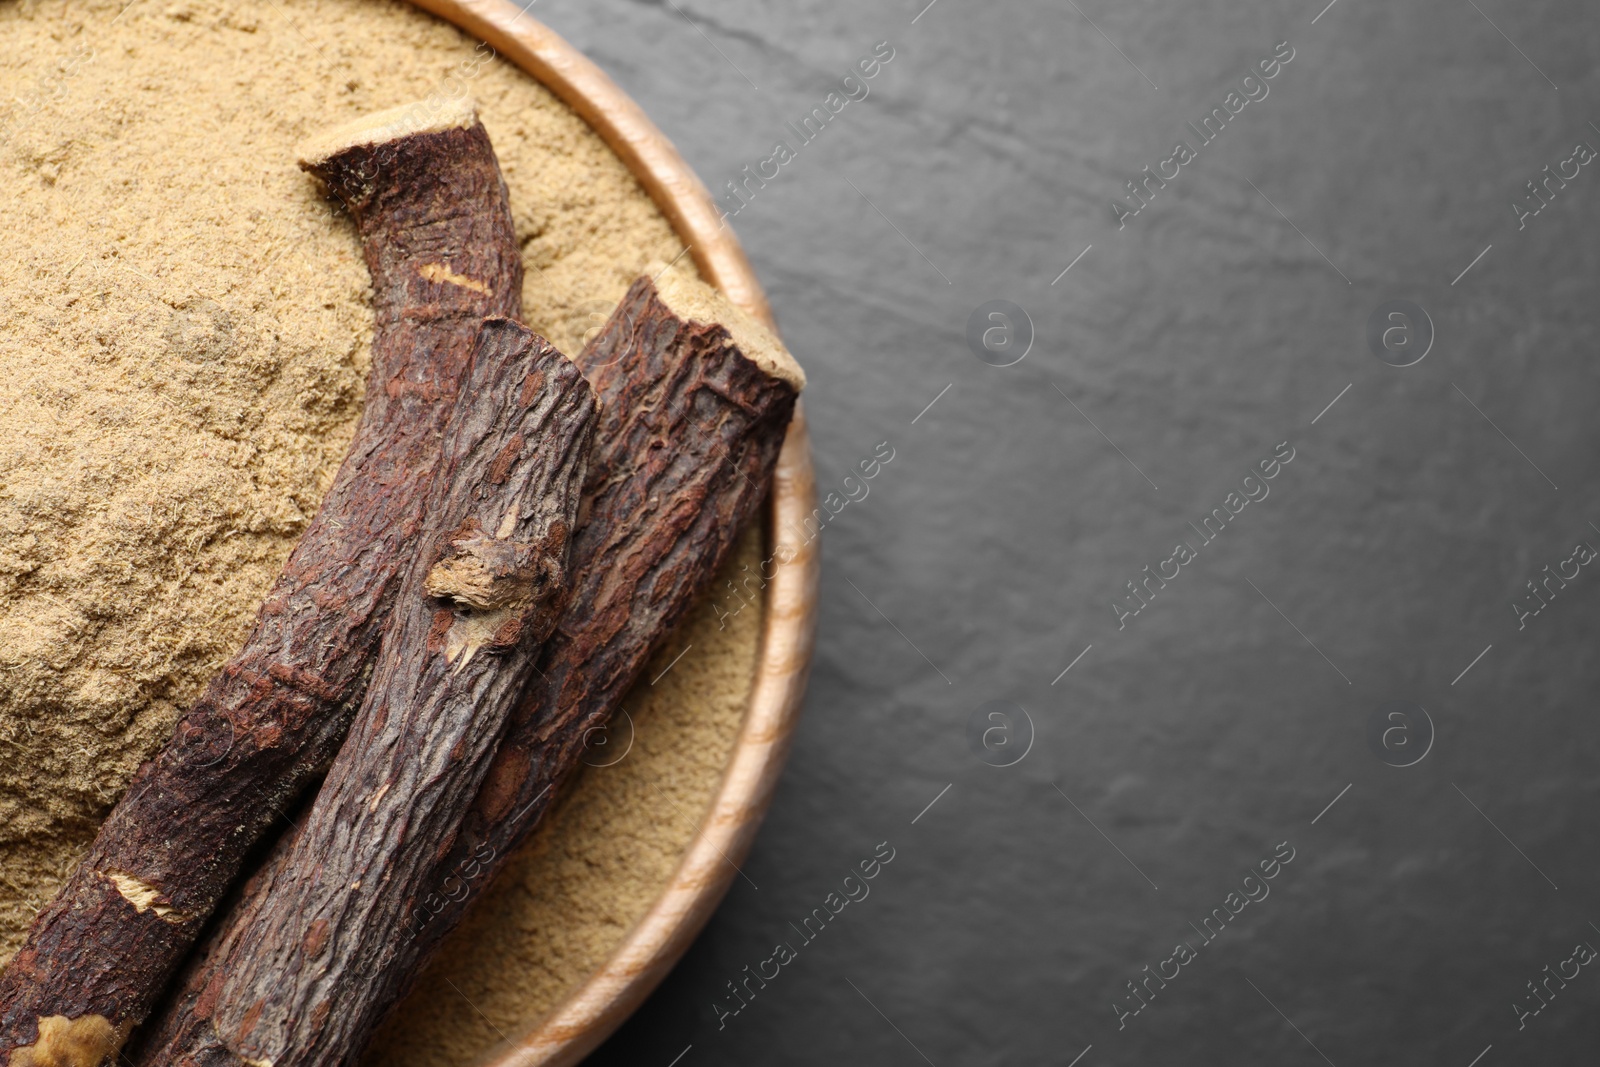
xmin=400 ymin=2 xmax=818 ymax=1063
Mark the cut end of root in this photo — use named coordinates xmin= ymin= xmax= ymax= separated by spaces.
xmin=295 ymin=97 xmax=480 ymax=168
xmin=103 ymin=870 xmax=186 ymax=922
xmin=8 ymin=1014 xmax=130 ymax=1067
xmin=646 ymin=263 xmax=806 ymax=391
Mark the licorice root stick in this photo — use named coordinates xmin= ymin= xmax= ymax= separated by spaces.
xmin=136 ymin=320 xmax=595 ymax=1067
xmin=422 ymin=274 xmax=804 ymax=953
xmin=0 ymin=98 xmax=522 ymax=1067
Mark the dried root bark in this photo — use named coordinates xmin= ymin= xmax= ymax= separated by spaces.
xmin=432 ymin=275 xmax=802 ymax=941
xmin=134 ymin=320 xmax=594 ymax=1067
xmin=0 ymin=99 xmax=522 ymax=1067
xmin=136 ymin=276 xmax=800 ymax=1065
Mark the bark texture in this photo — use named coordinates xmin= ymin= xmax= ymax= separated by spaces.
xmin=133 ymin=321 xmax=594 ymax=1067
xmin=0 ymin=109 xmax=522 ymax=1067
xmin=134 ymin=276 xmax=799 ymax=1065
xmin=435 ymin=274 xmax=800 ymax=940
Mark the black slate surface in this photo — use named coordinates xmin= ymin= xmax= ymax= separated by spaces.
xmin=529 ymin=1 xmax=1600 ymax=1064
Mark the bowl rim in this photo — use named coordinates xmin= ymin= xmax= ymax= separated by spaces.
xmin=400 ymin=2 xmax=819 ymax=1063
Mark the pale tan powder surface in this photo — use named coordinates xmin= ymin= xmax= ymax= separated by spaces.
xmin=0 ymin=0 xmax=767 ymax=1053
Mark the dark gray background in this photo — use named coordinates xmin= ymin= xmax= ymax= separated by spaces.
xmin=527 ymin=1 xmax=1600 ymax=1064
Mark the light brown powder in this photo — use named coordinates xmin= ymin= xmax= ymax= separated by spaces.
xmin=0 ymin=0 xmax=770 ymax=1053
